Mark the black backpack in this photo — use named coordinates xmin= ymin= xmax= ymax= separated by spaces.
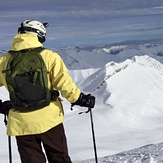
xmin=3 ymin=47 xmax=54 ymax=112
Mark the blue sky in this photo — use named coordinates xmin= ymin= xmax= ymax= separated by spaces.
xmin=0 ymin=0 xmax=163 ymax=50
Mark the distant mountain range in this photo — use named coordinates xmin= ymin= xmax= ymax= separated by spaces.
xmin=51 ymin=38 xmax=163 ymax=70
xmin=1 ymin=38 xmax=163 ymax=70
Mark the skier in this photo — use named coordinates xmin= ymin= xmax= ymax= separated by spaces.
xmin=0 ymin=20 xmax=95 ymax=163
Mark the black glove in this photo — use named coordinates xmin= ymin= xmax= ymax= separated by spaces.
xmin=0 ymin=100 xmax=12 ymax=114
xmin=71 ymin=93 xmax=95 ymax=108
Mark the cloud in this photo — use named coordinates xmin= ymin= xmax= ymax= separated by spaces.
xmin=1 ymin=0 xmax=163 ymax=10
xmin=0 ymin=0 xmax=163 ymax=49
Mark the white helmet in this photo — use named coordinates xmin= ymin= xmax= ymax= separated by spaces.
xmin=18 ymin=20 xmax=49 ymax=43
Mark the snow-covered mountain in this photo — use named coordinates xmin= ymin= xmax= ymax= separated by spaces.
xmin=65 ymin=54 xmax=163 ymax=162
xmin=1 ymin=39 xmax=163 ymax=162
xmin=55 ymin=39 xmax=163 ymax=162
xmin=52 ymin=39 xmax=163 ymax=70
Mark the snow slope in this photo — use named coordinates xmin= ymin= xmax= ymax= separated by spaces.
xmin=1 ymin=40 xmax=163 ymax=162
xmin=81 ymin=142 xmax=163 ymax=162
xmin=65 ymin=54 xmax=163 ymax=162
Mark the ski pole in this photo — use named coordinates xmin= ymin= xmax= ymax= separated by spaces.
xmin=4 ymin=114 xmax=12 ymax=163
xmin=89 ymin=107 xmax=98 ymax=163
xmin=8 ymin=136 xmax=12 ymax=163
xmin=79 ymin=107 xmax=98 ymax=162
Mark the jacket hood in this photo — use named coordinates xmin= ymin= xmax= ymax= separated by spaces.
xmin=10 ymin=34 xmax=43 ymax=51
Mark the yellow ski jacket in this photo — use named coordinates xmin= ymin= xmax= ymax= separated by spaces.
xmin=0 ymin=34 xmax=81 ymax=136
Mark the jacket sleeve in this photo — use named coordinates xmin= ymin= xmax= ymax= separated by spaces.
xmin=49 ymin=51 xmax=81 ymax=103
xmin=0 ymin=54 xmax=10 ymax=88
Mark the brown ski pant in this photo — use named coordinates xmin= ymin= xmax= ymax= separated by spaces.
xmin=16 ymin=123 xmax=72 ymax=163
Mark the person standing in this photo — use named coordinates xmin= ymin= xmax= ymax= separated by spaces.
xmin=0 ymin=20 xmax=95 ymax=163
